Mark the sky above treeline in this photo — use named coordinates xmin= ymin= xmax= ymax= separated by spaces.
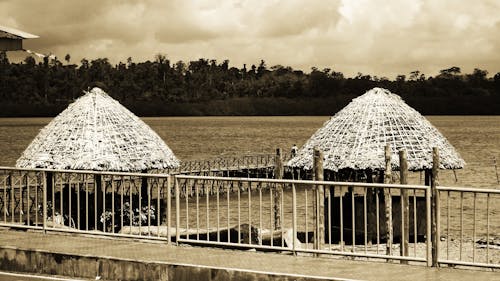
xmin=1 ymin=0 xmax=499 ymax=78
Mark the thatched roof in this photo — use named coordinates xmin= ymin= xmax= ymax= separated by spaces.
xmin=287 ymin=87 xmax=465 ymax=171
xmin=16 ymin=87 xmax=180 ymax=171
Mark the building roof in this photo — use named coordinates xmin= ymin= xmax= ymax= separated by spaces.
xmin=16 ymin=87 xmax=180 ymax=171
xmin=0 ymin=25 xmax=39 ymax=39
xmin=287 ymin=87 xmax=465 ymax=171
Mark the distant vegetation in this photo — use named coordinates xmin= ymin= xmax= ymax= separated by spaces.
xmin=0 ymin=52 xmax=499 ymax=116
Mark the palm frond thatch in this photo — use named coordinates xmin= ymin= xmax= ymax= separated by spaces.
xmin=16 ymin=87 xmax=180 ymax=171
xmin=287 ymin=87 xmax=465 ymax=171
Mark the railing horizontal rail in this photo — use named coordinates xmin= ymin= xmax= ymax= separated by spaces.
xmin=0 ymin=166 xmax=171 ymax=178
xmin=175 ymin=175 xmax=429 ymax=190
xmin=437 ymin=186 xmax=500 ymax=194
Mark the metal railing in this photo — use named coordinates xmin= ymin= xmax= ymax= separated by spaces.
xmin=436 ymin=186 xmax=500 ymax=269
xmin=168 ymin=153 xmax=292 ymax=175
xmin=0 ymin=167 xmax=173 ymax=241
xmin=1 ymin=166 xmax=499 ymax=269
xmin=174 ymin=175 xmax=431 ymax=263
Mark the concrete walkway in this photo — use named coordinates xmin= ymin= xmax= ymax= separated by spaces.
xmin=0 ymin=229 xmax=498 ymax=281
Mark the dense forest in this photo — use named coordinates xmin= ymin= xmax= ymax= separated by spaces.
xmin=0 ymin=52 xmax=499 ymax=116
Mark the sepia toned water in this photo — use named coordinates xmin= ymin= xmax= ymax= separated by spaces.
xmin=0 ymin=116 xmax=499 ymax=187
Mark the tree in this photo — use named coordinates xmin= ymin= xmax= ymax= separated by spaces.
xmin=64 ymin=54 xmax=71 ymax=65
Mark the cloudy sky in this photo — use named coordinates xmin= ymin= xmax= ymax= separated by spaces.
xmin=1 ymin=0 xmax=499 ymax=78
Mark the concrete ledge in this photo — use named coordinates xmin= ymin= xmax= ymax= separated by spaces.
xmin=0 ymin=246 xmax=346 ymax=281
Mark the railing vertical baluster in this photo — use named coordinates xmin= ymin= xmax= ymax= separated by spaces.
xmin=147 ymin=178 xmax=151 ymax=236
xmin=175 ymin=177 xmax=180 ymax=245
xmin=259 ymin=182 xmax=262 ymax=246
xmin=292 ymin=182 xmax=297 ymax=255
xmin=216 ymin=180 xmax=220 ymax=243
xmin=85 ymin=175 xmax=89 ymax=231
xmin=364 ymin=188 xmax=367 ymax=254
xmin=102 ymin=177 xmax=106 ymax=232
xmin=51 ymin=174 xmax=55 ymax=229
xmin=270 ymin=184 xmax=273 ymax=247
xmin=121 ymin=177 xmax=124 ymax=234
xmin=35 ymin=173 xmax=38 ymax=226
xmin=207 ymin=179 xmax=211 ymax=241
xmin=486 ymin=193 xmax=490 ymax=263
xmin=10 ymin=172 xmax=14 ymax=223
xmin=305 ymin=188 xmax=308 ymax=250
xmin=460 ymin=191 xmax=463 ymax=261
xmin=111 ymin=176 xmax=115 ymax=234
xmin=281 ymin=184 xmax=284 ymax=247
xmin=227 ymin=181 xmax=230 ymax=243
xmin=167 ymin=176 xmax=172 ymax=242
xmin=447 ymin=191 xmax=450 ymax=260
xmin=472 ymin=192 xmax=476 ymax=263
xmin=351 ymin=187 xmax=355 ymax=253
xmin=328 ymin=186 xmax=332 ymax=249
xmin=94 ymin=175 xmax=97 ymax=231
xmin=42 ymin=171 xmax=47 ymax=233
xmin=340 ymin=186 xmax=344 ymax=252
xmin=185 ymin=180 xmax=189 ymax=236
xmin=60 ymin=175 xmax=63 ymax=227
xmin=3 ymin=176 xmax=6 ymax=223
xmin=413 ymin=189 xmax=416 ymax=257
xmin=196 ymin=180 xmax=199 ymax=240
xmin=68 ymin=175 xmax=72 ymax=228
xmin=248 ymin=181 xmax=252 ymax=244
xmin=129 ymin=181 xmax=133 ymax=231
xmin=77 ymin=175 xmax=80 ymax=229
xmin=426 ymin=187 xmax=432 ymax=267
xmin=26 ymin=173 xmax=30 ymax=226
xmin=237 ymin=181 xmax=241 ymax=244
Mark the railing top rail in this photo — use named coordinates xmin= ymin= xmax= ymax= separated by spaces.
xmin=0 ymin=166 xmax=171 ymax=178
xmin=437 ymin=185 xmax=500 ymax=194
xmin=175 ymin=174 xmax=429 ymax=190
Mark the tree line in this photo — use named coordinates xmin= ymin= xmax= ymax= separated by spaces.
xmin=0 ymin=52 xmax=499 ymax=116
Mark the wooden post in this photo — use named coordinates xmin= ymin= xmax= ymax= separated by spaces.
xmin=431 ymin=147 xmax=440 ymax=267
xmin=313 ymin=147 xmax=324 ymax=250
xmin=384 ymin=144 xmax=393 ymax=257
xmin=399 ymin=150 xmax=409 ymax=264
xmin=95 ymin=174 xmax=103 ymax=231
xmin=274 ymin=148 xmax=284 ymax=229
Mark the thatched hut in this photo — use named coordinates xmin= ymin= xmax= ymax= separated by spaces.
xmin=286 ymin=87 xmax=466 ymax=244
xmin=16 ymin=87 xmax=179 ymax=171
xmin=15 ymin=87 xmax=179 ymax=231
xmin=287 ymin=87 xmax=465 ymax=174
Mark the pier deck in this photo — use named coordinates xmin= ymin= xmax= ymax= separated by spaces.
xmin=0 ymin=228 xmax=498 ymax=281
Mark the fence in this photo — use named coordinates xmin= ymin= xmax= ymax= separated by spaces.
xmin=0 ymin=167 xmax=498 ymax=269
xmin=436 ymin=186 xmax=500 ymax=269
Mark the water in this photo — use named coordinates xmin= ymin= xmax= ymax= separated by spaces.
xmin=0 ymin=116 xmax=498 ymax=187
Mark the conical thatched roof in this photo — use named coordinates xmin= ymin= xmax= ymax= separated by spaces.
xmin=16 ymin=87 xmax=180 ymax=171
xmin=287 ymin=87 xmax=465 ymax=171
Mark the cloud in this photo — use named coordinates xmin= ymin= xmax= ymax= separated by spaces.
xmin=1 ymin=0 xmax=499 ymax=77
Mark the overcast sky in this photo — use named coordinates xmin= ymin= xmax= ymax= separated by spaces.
xmin=1 ymin=0 xmax=499 ymax=78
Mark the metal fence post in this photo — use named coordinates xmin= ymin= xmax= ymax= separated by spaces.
xmin=399 ymin=150 xmax=409 ymax=264
xmin=175 ymin=176 xmax=180 ymax=245
xmin=313 ymin=147 xmax=324 ymax=250
xmin=42 ymin=171 xmax=47 ymax=233
xmin=431 ymin=147 xmax=440 ymax=267
xmin=274 ymin=148 xmax=283 ymax=229
xmin=384 ymin=145 xmax=393 ymax=258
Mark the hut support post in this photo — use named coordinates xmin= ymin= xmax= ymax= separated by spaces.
xmin=313 ymin=148 xmax=324 ymax=250
xmin=42 ymin=171 xmax=50 ymax=232
xmin=431 ymin=147 xmax=440 ymax=267
xmin=383 ymin=144 xmax=393 ymax=258
xmin=274 ymin=148 xmax=284 ymax=229
xmin=141 ymin=170 xmax=148 ymax=205
xmin=95 ymin=175 xmax=103 ymax=231
xmin=399 ymin=150 xmax=409 ymax=264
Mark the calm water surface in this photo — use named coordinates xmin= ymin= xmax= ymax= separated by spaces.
xmin=0 ymin=116 xmax=499 ymax=187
